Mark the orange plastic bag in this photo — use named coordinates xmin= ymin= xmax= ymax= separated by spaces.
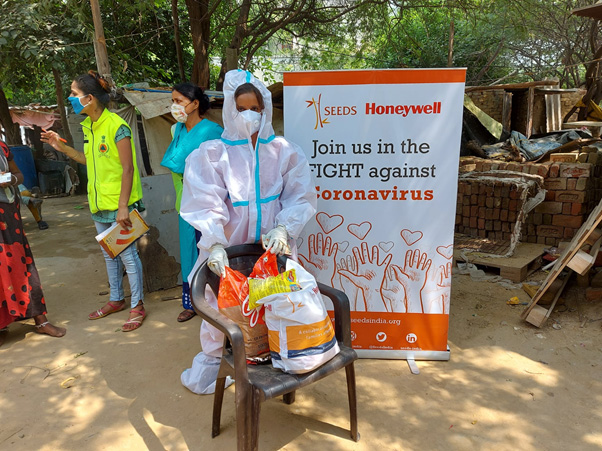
xmin=217 ymin=251 xmax=279 ymax=361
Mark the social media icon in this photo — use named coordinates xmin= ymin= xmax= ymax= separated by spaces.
xmin=406 ymin=333 xmax=417 ymax=343
xmin=351 ymin=331 xmax=357 ymax=341
xmin=376 ymin=332 xmax=387 ymax=342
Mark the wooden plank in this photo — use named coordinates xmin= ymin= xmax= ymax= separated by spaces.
xmin=585 ymin=228 xmax=602 ymax=246
xmin=567 ymin=250 xmax=595 ymax=275
xmin=454 ymin=242 xmax=545 ymax=282
xmin=525 ymin=271 xmax=572 ymax=327
xmin=465 ymin=80 xmax=559 ymax=93
xmin=502 ymin=92 xmax=512 ymax=132
xmin=521 ymin=196 xmax=602 ymax=320
xmin=525 ymin=86 xmax=534 ymax=138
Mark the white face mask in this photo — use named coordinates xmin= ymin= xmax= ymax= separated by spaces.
xmin=238 ymin=109 xmax=262 ymax=135
xmin=171 ymin=103 xmax=188 ymax=123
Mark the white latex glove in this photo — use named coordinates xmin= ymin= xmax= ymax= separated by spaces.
xmin=263 ymin=225 xmax=289 ymax=255
xmin=208 ymin=244 xmax=229 ymax=277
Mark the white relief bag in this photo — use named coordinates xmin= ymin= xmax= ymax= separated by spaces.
xmin=255 ymin=259 xmax=340 ymax=374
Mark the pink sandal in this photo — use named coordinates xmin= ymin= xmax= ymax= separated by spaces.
xmin=88 ymin=301 xmax=125 ymax=320
xmin=122 ymin=309 xmax=146 ymax=332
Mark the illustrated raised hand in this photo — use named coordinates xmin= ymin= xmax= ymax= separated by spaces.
xmin=337 ymin=242 xmax=392 ymax=312
xmin=382 ymin=265 xmax=407 ymax=313
xmin=338 ymin=254 xmax=360 ymax=310
xmin=298 ymin=233 xmax=339 ymax=287
xmin=424 ymin=262 xmax=452 ymax=314
xmin=389 ymin=249 xmax=432 ymax=313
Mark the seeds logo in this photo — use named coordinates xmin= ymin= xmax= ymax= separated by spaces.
xmin=98 ymin=135 xmax=109 ymax=156
xmin=306 ymin=94 xmax=329 ymax=129
xmin=306 ymin=94 xmax=358 ymax=129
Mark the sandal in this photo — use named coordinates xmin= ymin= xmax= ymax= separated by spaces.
xmin=88 ymin=301 xmax=125 ymax=320
xmin=177 ymin=309 xmax=196 ymax=322
xmin=122 ymin=309 xmax=146 ymax=332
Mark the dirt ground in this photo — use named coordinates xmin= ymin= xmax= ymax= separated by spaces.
xmin=1 ymin=194 xmax=602 ymax=451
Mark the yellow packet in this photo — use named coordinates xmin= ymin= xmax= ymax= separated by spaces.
xmin=248 ymin=269 xmax=302 ymax=309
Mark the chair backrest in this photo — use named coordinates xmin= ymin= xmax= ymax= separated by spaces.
xmin=190 ymin=243 xmax=288 ymax=315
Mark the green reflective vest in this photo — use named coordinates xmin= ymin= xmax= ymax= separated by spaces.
xmin=81 ymin=109 xmax=143 ymax=213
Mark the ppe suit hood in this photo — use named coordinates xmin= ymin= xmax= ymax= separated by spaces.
xmin=221 ymin=70 xmax=275 ymax=143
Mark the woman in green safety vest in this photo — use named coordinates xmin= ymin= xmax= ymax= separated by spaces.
xmin=41 ymin=71 xmax=146 ymax=332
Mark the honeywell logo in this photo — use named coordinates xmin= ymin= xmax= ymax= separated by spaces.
xmin=306 ymin=94 xmax=442 ymax=128
xmin=365 ymin=102 xmax=442 ymax=116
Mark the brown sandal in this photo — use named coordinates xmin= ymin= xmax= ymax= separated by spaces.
xmin=177 ymin=309 xmax=196 ymax=322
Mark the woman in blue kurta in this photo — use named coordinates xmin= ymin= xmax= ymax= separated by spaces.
xmin=161 ymin=83 xmax=223 ymax=322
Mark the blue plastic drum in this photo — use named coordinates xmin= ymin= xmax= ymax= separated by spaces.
xmin=9 ymin=145 xmax=39 ymax=189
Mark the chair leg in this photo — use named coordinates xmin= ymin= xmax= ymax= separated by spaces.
xmin=345 ymin=363 xmax=360 ymax=442
xmin=283 ymin=390 xmax=296 ymax=405
xmin=212 ymin=376 xmax=227 ymax=438
xmin=236 ymin=385 xmax=262 ymax=451
xmin=249 ymin=388 xmax=262 ymax=451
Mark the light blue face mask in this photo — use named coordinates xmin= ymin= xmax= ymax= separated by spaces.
xmin=67 ymin=95 xmax=89 ymax=114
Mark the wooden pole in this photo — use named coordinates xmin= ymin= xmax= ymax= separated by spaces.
xmin=447 ymin=18 xmax=454 ymax=67
xmin=89 ymin=0 xmax=113 ymax=87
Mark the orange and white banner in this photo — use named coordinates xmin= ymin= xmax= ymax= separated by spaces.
xmin=283 ymin=69 xmax=466 ymax=359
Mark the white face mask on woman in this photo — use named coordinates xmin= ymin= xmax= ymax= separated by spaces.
xmin=238 ymin=109 xmax=262 ymax=135
xmin=171 ymin=103 xmax=189 ymax=123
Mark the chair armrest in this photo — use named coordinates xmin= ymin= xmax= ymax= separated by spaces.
xmin=193 ymin=301 xmax=250 ymax=381
xmin=194 ymin=301 xmax=246 ymax=350
xmin=190 ymin=265 xmax=249 ymax=382
xmin=317 ymin=282 xmax=352 ymax=347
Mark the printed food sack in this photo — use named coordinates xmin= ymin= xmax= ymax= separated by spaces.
xmin=217 ymin=252 xmax=279 ymax=361
xmin=254 ymin=259 xmax=340 ymax=374
xmin=248 ymin=269 xmax=302 ymax=309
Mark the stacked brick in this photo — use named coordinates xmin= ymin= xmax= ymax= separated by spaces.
xmin=455 ymin=177 xmax=532 ymax=242
xmin=456 ymin=156 xmax=602 ymax=247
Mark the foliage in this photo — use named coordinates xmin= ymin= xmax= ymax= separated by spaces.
xmin=0 ymin=0 xmax=600 ymax=104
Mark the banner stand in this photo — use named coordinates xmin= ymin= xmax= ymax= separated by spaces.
xmin=284 ymin=69 xmax=466 ymax=361
xmin=355 ymin=347 xmax=450 ymax=360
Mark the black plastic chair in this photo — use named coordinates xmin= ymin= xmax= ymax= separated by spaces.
xmin=190 ymin=244 xmax=359 ymax=451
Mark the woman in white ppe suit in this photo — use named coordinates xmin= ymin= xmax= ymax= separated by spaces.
xmin=179 ymin=70 xmax=317 ymax=394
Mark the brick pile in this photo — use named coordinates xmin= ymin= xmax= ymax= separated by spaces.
xmin=456 ymin=155 xmax=602 ymax=247
xmin=455 ymin=172 xmax=538 ymax=243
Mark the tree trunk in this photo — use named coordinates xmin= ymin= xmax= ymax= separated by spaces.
xmin=185 ymin=0 xmax=211 ymax=88
xmin=227 ymin=0 xmax=251 ymax=69
xmin=0 ymin=85 xmax=21 ymax=145
xmin=447 ymin=18 xmax=454 ymax=67
xmin=52 ymin=68 xmax=75 ymax=148
xmin=216 ymin=58 xmax=227 ymax=91
xmin=171 ymin=0 xmax=186 ymax=82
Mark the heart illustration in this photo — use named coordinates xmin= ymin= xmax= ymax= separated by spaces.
xmin=348 ymin=222 xmax=372 ymax=240
xmin=400 ymin=229 xmax=423 ymax=246
xmin=297 ymin=237 xmax=304 ymax=249
xmin=316 ymin=212 xmax=344 ymax=234
xmin=436 ymin=244 xmax=453 ymax=260
xmin=379 ymin=241 xmax=394 ymax=253
xmin=337 ymin=241 xmax=350 ymax=253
